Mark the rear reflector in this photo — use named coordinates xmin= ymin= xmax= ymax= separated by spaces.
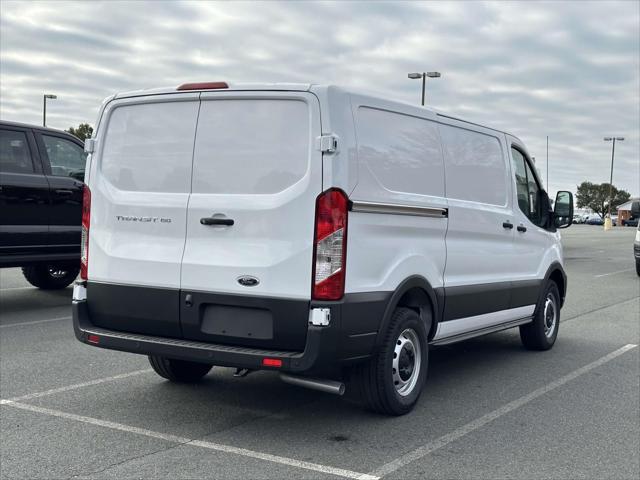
xmin=177 ymin=82 xmax=228 ymax=91
xmin=312 ymin=188 xmax=348 ymax=301
xmin=87 ymin=334 xmax=99 ymax=344
xmin=262 ymin=358 xmax=282 ymax=368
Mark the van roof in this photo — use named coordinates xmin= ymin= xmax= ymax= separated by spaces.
xmin=112 ymin=82 xmax=521 ymax=141
xmin=113 ymin=83 xmax=313 ymax=99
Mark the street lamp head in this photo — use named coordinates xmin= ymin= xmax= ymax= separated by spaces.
xmin=604 ymin=137 xmax=612 ymax=141
xmin=426 ymin=72 xmax=441 ymax=78
xmin=615 ymin=137 xmax=624 ymax=141
xmin=44 ymin=94 xmax=57 ymax=99
xmin=407 ymin=73 xmax=423 ymax=79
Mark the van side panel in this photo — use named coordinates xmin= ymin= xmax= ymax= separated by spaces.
xmin=437 ymin=120 xmax=521 ymax=329
xmin=345 ymin=102 xmax=447 ymax=302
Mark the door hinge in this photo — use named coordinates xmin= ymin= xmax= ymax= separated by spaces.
xmin=316 ymin=134 xmax=338 ymax=154
xmin=84 ymin=138 xmax=96 ymax=154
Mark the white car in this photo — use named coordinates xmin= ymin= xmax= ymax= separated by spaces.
xmin=73 ymin=82 xmax=573 ymax=415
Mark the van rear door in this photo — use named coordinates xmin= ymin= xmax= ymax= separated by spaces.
xmin=179 ymin=92 xmax=322 ymax=350
xmin=87 ymin=94 xmax=199 ymax=337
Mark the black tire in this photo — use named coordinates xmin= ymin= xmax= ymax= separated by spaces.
xmin=348 ymin=307 xmax=429 ymax=416
xmin=520 ymin=282 xmax=561 ymax=351
xmin=21 ymin=264 xmax=79 ymax=290
xmin=635 ymin=259 xmax=640 ymax=277
xmin=148 ymin=356 xmax=213 ymax=383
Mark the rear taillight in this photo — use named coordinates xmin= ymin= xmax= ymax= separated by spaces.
xmin=312 ymin=188 xmax=348 ymax=301
xmin=80 ymin=185 xmax=91 ymax=280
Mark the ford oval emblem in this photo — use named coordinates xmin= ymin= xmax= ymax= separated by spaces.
xmin=237 ymin=276 xmax=259 ymax=287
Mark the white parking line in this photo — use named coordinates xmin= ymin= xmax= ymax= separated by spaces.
xmin=5 ymin=369 xmax=153 ymax=402
xmin=0 ymin=286 xmax=36 ymax=291
xmin=0 ymin=400 xmax=378 ymax=480
xmin=594 ymin=268 xmax=634 ymax=278
xmin=0 ymin=316 xmax=71 ymax=328
xmin=370 ymin=343 xmax=638 ymax=477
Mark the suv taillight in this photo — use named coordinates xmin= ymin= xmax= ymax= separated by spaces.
xmin=80 ymin=185 xmax=91 ymax=280
xmin=312 ymin=188 xmax=348 ymax=301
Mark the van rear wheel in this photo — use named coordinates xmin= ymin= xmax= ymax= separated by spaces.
xmin=349 ymin=307 xmax=428 ymax=416
xmin=519 ymin=281 xmax=560 ymax=351
xmin=148 ymin=356 xmax=213 ymax=383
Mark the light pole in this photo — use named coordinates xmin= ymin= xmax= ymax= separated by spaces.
xmin=408 ymin=72 xmax=441 ymax=106
xmin=43 ymin=94 xmax=57 ymax=127
xmin=603 ymin=136 xmax=624 ymax=228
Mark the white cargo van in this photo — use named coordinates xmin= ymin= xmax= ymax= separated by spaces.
xmin=73 ymin=82 xmax=573 ymax=415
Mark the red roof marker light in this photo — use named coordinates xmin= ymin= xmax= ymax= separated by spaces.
xmin=177 ymin=82 xmax=229 ymax=91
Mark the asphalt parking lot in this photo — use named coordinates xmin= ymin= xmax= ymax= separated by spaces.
xmin=1 ymin=225 xmax=638 ymax=479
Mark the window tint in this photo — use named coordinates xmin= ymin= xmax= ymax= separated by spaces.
xmin=0 ymin=129 xmax=34 ymax=174
xmin=525 ymin=161 xmax=541 ymax=224
xmin=42 ymin=135 xmax=86 ymax=178
xmin=356 ymin=107 xmax=445 ymax=197
xmin=511 ymin=148 xmax=529 ymax=214
xmin=193 ymin=99 xmax=309 ymax=194
xmin=439 ymin=124 xmax=507 ymax=205
xmin=101 ymin=101 xmax=199 ymax=193
xmin=511 ymin=147 xmax=542 ymax=225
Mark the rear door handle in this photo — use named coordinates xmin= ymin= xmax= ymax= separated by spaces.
xmin=200 ymin=217 xmax=234 ymax=226
xmin=517 ymin=224 xmax=527 ymax=233
xmin=55 ymin=189 xmax=74 ymax=196
xmin=502 ymin=221 xmax=513 ymax=229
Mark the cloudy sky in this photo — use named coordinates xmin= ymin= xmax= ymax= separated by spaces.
xmin=1 ymin=0 xmax=638 ymax=196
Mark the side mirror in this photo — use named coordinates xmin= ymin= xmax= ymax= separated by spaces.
xmin=554 ymin=191 xmax=573 ymax=229
xmin=631 ymin=201 xmax=640 ymax=216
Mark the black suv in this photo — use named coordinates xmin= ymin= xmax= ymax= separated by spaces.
xmin=0 ymin=121 xmax=85 ymax=289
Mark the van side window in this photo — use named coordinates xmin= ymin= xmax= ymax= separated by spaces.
xmin=511 ymin=147 xmax=542 ymax=226
xmin=438 ymin=124 xmax=507 ymax=206
xmin=0 ymin=129 xmax=34 ymax=174
xmin=356 ymin=107 xmax=445 ymax=197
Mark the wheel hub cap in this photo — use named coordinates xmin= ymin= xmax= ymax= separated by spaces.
xmin=392 ymin=328 xmax=422 ymax=396
xmin=543 ymin=294 xmax=557 ymax=339
xmin=48 ymin=267 xmax=68 ymax=279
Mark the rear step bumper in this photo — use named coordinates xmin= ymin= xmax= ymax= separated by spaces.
xmin=72 ymin=299 xmax=328 ymax=373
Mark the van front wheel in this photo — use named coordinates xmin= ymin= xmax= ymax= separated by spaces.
xmin=349 ymin=307 xmax=428 ymax=416
xmin=519 ymin=282 xmax=560 ymax=350
xmin=148 ymin=356 xmax=213 ymax=383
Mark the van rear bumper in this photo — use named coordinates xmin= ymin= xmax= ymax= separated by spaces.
xmin=73 ymin=299 xmax=330 ymax=372
xmin=72 ymin=289 xmax=390 ymax=374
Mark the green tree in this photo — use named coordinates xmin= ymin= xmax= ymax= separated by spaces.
xmin=66 ymin=123 xmax=93 ymax=142
xmin=575 ymin=181 xmax=631 ymax=219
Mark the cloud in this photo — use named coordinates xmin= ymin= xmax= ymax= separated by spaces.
xmin=1 ymin=0 xmax=638 ymax=195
